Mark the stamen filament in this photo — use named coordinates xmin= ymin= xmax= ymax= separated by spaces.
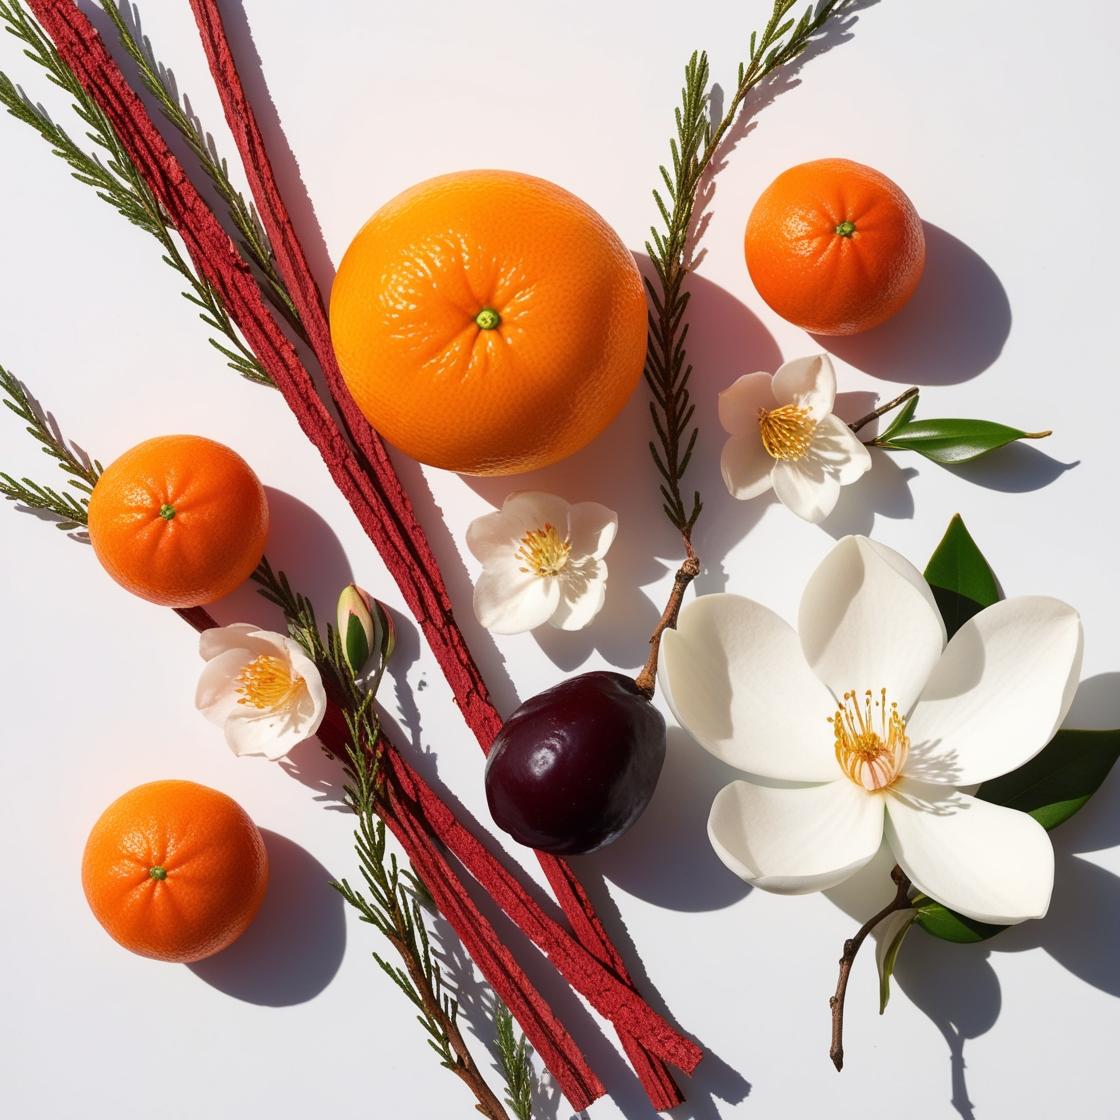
xmin=758 ymin=403 xmax=816 ymax=461
xmin=515 ymin=523 xmax=571 ymax=578
xmin=831 ymin=688 xmax=909 ymax=791
xmin=236 ymin=654 xmax=305 ymax=710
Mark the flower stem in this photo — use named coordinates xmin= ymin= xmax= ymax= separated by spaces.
xmin=828 ymin=864 xmax=912 ymax=1072
xmin=634 ymin=548 xmax=701 ymax=700
xmin=849 ymin=387 xmax=919 ymax=435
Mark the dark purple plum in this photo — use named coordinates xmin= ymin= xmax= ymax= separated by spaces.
xmin=484 ymin=671 xmax=666 ymax=854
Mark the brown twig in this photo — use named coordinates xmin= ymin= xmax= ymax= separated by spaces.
xmin=634 ymin=549 xmax=702 ymax=699
xmin=849 ymin=386 xmax=919 ymax=435
xmin=829 ymin=865 xmax=912 ymax=1072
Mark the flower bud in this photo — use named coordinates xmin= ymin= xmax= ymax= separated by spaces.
xmin=337 ymin=583 xmax=395 ymax=675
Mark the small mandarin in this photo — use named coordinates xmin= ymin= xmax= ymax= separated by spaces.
xmin=329 ymin=169 xmax=648 ymax=476
xmin=745 ymin=158 xmax=925 ymax=335
xmin=81 ymin=780 xmax=268 ymax=963
xmin=87 ymin=435 xmax=268 ymax=607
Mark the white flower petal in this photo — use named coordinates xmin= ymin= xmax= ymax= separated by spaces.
xmin=771 ymin=458 xmax=841 ymax=522
xmin=225 ymin=706 xmax=311 ymax=760
xmin=717 ymin=372 xmax=775 ymax=436
xmin=809 ymin=414 xmax=874 ymax=484
xmin=708 ymin=779 xmax=885 ymax=893
xmin=566 ymin=502 xmax=617 ymax=561
xmin=550 ymin=559 xmax=607 ymax=631
xmin=474 ymin=566 xmax=561 ymax=634
xmin=465 ymin=508 xmax=522 ymax=567
xmin=799 ymin=536 xmax=946 ymax=711
xmin=885 ymin=779 xmax=1054 ymax=924
xmin=498 ymin=491 xmax=572 ymax=539
xmin=771 ymin=354 xmax=836 ymax=421
xmin=286 ymin=643 xmax=327 ymax=735
xmin=905 ymin=597 xmax=1084 ymax=786
xmin=660 ymin=593 xmax=839 ymax=781
xmin=199 ymin=623 xmax=278 ymax=662
xmin=721 ymin=433 xmax=775 ymax=500
xmin=195 ymin=647 xmax=254 ymax=725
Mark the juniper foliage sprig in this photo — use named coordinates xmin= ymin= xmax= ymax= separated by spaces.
xmin=0 ymin=0 xmax=271 ymax=384
xmin=97 ymin=1 xmax=300 ymax=332
xmin=0 ymin=365 xmax=96 ymax=530
xmin=494 ymin=1001 xmax=535 ymax=1120
xmin=645 ymin=0 xmax=850 ymax=543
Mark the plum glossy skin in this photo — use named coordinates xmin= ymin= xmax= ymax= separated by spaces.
xmin=485 ymin=671 xmax=667 ymax=854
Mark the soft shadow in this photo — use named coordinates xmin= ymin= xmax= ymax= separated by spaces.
xmin=207 ymin=486 xmax=354 ymax=628
xmin=942 ymin=442 xmax=1078 ymax=494
xmin=189 ymin=829 xmax=346 ymax=1005
xmin=1065 ymin=672 xmax=1120 ymax=731
xmin=596 ymin=729 xmax=750 ymax=912
xmin=819 ymin=448 xmax=919 ymax=537
xmin=814 ymin=223 xmax=1012 ymax=386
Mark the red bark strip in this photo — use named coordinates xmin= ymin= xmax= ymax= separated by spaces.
xmin=177 ymin=607 xmax=602 ymax=1109
xmin=184 ymin=1 xmax=691 ymax=1103
xmin=28 ymin=0 xmax=697 ymax=1104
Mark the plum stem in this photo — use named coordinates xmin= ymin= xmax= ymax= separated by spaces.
xmin=634 ymin=547 xmax=701 ymax=699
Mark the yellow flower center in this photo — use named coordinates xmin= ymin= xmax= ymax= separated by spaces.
xmin=236 ymin=654 xmax=305 ymax=710
xmin=758 ymin=403 xmax=816 ymax=461
xmin=515 ymin=523 xmax=572 ymax=577
xmin=831 ymin=688 xmax=909 ymax=791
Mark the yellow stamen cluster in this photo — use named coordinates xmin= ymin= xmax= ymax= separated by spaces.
xmin=515 ymin=523 xmax=572 ymax=577
xmin=236 ymin=654 xmax=305 ymax=710
xmin=831 ymin=688 xmax=909 ymax=791
xmin=758 ymin=403 xmax=816 ymax=461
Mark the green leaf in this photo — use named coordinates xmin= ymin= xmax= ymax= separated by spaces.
xmin=977 ymin=728 xmax=1120 ymax=831
xmin=876 ymin=392 xmax=919 ymax=443
xmin=923 ymin=514 xmax=1000 ymax=637
xmin=876 ymin=908 xmax=917 ymax=1012
xmin=344 ymin=613 xmax=370 ymax=676
xmin=880 ymin=418 xmax=1051 ymax=464
xmin=914 ymin=902 xmax=1006 ymax=944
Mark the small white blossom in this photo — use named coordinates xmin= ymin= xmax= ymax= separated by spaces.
xmin=466 ymin=492 xmax=617 ymax=635
xmin=719 ymin=354 xmax=871 ymax=522
xmin=195 ymin=624 xmax=326 ymax=759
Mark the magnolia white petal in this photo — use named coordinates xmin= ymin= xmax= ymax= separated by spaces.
xmin=498 ymin=491 xmax=572 ymax=539
xmin=659 ymin=593 xmax=839 ymax=781
xmin=474 ymin=566 xmax=561 ymax=635
xmin=905 ymin=597 xmax=1084 ymax=785
xmin=863 ymin=538 xmax=947 ymax=633
xmin=810 ymin=414 xmax=874 ymax=484
xmin=771 ymin=458 xmax=841 ymax=522
xmin=721 ymin=433 xmax=775 ymax=500
xmin=286 ymin=643 xmax=327 ymax=735
xmin=198 ymin=623 xmax=279 ymax=663
xmin=771 ymin=354 xmax=836 ymax=422
xmin=708 ymin=779 xmax=884 ymax=893
xmin=195 ymin=647 xmax=254 ymax=725
xmin=717 ymin=372 xmax=775 ymax=436
xmin=885 ymin=779 xmax=1054 ymax=924
xmin=225 ymin=706 xmax=310 ymax=760
xmin=799 ymin=536 xmax=946 ymax=711
xmin=550 ymin=559 xmax=608 ymax=630
xmin=566 ymin=502 xmax=617 ymax=561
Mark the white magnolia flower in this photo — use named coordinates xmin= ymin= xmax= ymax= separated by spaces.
xmin=719 ymin=354 xmax=871 ymax=522
xmin=196 ymin=624 xmax=327 ymax=759
xmin=660 ymin=536 xmax=1083 ymax=925
xmin=466 ymin=491 xmax=617 ymax=635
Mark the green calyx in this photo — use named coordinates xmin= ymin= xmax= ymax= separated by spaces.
xmin=158 ymin=503 xmax=176 ymax=521
xmin=149 ymin=866 xmax=167 ymax=880
xmin=835 ymin=220 xmax=856 ymax=238
xmin=474 ymin=307 xmax=501 ymax=331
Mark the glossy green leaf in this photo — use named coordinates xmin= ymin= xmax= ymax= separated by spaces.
xmin=977 ymin=728 xmax=1120 ymax=831
xmin=880 ymin=418 xmax=1051 ymax=464
xmin=875 ymin=392 xmax=920 ymax=443
xmin=923 ymin=514 xmax=1000 ymax=637
xmin=914 ymin=902 xmax=1006 ymax=943
xmin=876 ymin=908 xmax=917 ymax=1011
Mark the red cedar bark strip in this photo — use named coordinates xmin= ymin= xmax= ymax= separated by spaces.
xmin=179 ymin=607 xmax=602 ymax=1109
xmin=184 ymin=1 xmax=692 ymax=1103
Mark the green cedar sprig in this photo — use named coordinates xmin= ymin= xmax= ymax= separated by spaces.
xmin=0 ymin=0 xmax=271 ymax=384
xmin=645 ymin=0 xmax=851 ymax=543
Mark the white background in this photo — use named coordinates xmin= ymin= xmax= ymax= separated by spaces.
xmin=1 ymin=2 xmax=1118 ymax=1118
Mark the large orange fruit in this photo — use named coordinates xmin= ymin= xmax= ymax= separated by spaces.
xmin=745 ymin=158 xmax=925 ymax=335
xmin=329 ymin=169 xmax=647 ymax=475
xmin=81 ymin=780 xmax=268 ymax=963
xmin=87 ymin=435 xmax=268 ymax=607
